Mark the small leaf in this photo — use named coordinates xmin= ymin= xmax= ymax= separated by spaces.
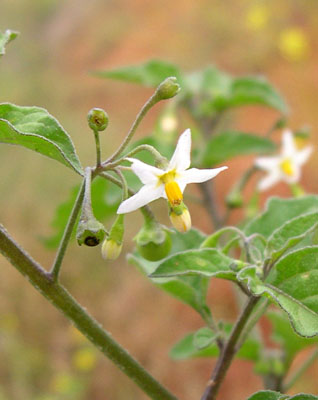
xmin=193 ymin=327 xmax=217 ymax=350
xmin=0 ymin=29 xmax=18 ymax=57
xmin=202 ymin=131 xmax=276 ymax=166
xmin=92 ymin=59 xmax=183 ymax=87
xmin=266 ymin=212 xmax=318 ymax=259
xmin=170 ymin=324 xmax=261 ymax=361
xmin=0 ymin=103 xmax=83 ymax=175
xmin=150 ymin=248 xmax=239 ymax=280
xmin=238 ymin=247 xmax=318 ymax=337
xmin=245 ymin=196 xmax=318 ymax=238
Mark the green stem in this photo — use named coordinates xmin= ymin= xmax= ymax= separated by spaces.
xmin=105 ymin=144 xmax=167 ymax=170
xmin=104 ymin=92 xmax=161 ymax=164
xmin=201 ymin=296 xmax=259 ymax=400
xmin=114 ymin=168 xmax=128 ymax=200
xmin=50 ymin=179 xmax=85 ymax=282
xmin=283 ymin=348 xmax=318 ymax=392
xmin=0 ymin=225 xmax=178 ymax=400
xmin=93 ymin=128 xmax=102 ymax=167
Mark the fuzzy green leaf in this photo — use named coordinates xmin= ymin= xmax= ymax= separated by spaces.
xmin=202 ymin=131 xmax=276 ymax=166
xmin=268 ymin=310 xmax=318 ymax=365
xmin=0 ymin=103 xmax=83 ymax=174
xmin=0 ymin=29 xmax=18 ymax=57
xmin=150 ymin=248 xmax=240 ymax=280
xmin=247 ymin=391 xmax=287 ymax=400
xmin=92 ymin=59 xmax=183 ymax=87
xmin=245 ymin=196 xmax=318 ymax=238
xmin=238 ymin=247 xmax=318 ymax=337
xmin=266 ymin=212 xmax=318 ymax=259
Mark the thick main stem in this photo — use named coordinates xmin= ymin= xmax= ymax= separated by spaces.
xmin=201 ymin=296 xmax=259 ymax=400
xmin=0 ymin=225 xmax=177 ymax=400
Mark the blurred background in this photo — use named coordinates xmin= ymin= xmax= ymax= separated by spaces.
xmin=0 ymin=0 xmax=318 ymax=399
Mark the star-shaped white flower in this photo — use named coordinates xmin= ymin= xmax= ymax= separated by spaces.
xmin=255 ymin=129 xmax=313 ymax=191
xmin=117 ymin=129 xmax=228 ymax=214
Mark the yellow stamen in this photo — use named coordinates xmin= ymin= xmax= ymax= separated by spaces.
xmin=165 ymin=181 xmax=183 ymax=205
xmin=280 ymin=159 xmax=294 ymax=177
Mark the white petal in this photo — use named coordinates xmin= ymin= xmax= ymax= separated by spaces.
xmin=282 ymin=130 xmax=297 ymax=157
xmin=127 ymin=158 xmax=162 ymax=185
xmin=169 ymin=129 xmax=191 ymax=171
xmin=255 ymin=156 xmax=280 ymax=171
xmin=179 ymin=166 xmax=228 ymax=185
xmin=117 ymin=184 xmax=164 ymax=214
xmin=294 ymin=146 xmax=313 ymax=166
xmin=257 ymin=173 xmax=281 ymax=191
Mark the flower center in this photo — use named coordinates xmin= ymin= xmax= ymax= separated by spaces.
xmin=280 ymin=159 xmax=294 ymax=176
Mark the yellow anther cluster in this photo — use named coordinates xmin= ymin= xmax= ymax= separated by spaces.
xmin=280 ymin=159 xmax=294 ymax=177
xmin=165 ymin=181 xmax=183 ymax=205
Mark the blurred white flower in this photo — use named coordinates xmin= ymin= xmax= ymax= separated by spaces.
xmin=255 ymin=130 xmax=313 ymax=191
xmin=117 ymin=129 xmax=228 ymax=213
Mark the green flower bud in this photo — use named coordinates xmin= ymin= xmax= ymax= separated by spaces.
xmin=87 ymin=108 xmax=109 ymax=131
xmin=135 ymin=220 xmax=172 ymax=261
xmin=101 ymin=215 xmax=124 ymax=261
xmin=156 ymin=77 xmax=180 ymax=100
xmin=169 ymin=202 xmax=191 ymax=233
xmin=76 ymin=218 xmax=107 ymax=246
xmin=226 ymin=188 xmax=243 ymax=209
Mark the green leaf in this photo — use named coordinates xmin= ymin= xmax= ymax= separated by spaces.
xmin=247 ymin=391 xmax=287 ymax=400
xmin=245 ymin=196 xmax=318 ymax=238
xmin=92 ymin=59 xmax=183 ymax=87
xmin=0 ymin=29 xmax=18 ymax=57
xmin=184 ymin=66 xmax=288 ymax=113
xmin=228 ymin=76 xmax=288 ymax=114
xmin=266 ymin=212 xmax=318 ymax=259
xmin=170 ymin=324 xmax=261 ymax=361
xmin=267 ymin=310 xmax=318 ymax=365
xmin=202 ymin=131 xmax=276 ymax=166
xmin=238 ymin=247 xmax=318 ymax=337
xmin=128 ymin=229 xmax=210 ymax=313
xmin=150 ymin=248 xmax=240 ymax=280
xmin=0 ymin=103 xmax=83 ymax=175
xmin=44 ymin=178 xmax=121 ymax=248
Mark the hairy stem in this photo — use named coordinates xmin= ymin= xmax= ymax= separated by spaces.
xmin=104 ymin=92 xmax=160 ymax=164
xmin=50 ymin=179 xmax=85 ymax=281
xmin=93 ymin=128 xmax=102 ymax=167
xmin=201 ymin=296 xmax=259 ymax=400
xmin=0 ymin=225 xmax=177 ymax=400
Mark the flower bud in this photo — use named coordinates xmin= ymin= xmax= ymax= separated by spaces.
xmin=101 ymin=214 xmax=124 ymax=260
xmin=156 ymin=77 xmax=180 ymax=100
xmin=87 ymin=108 xmax=109 ymax=131
xmin=226 ymin=188 xmax=243 ymax=209
xmin=102 ymin=238 xmax=123 ymax=260
xmin=76 ymin=218 xmax=107 ymax=246
xmin=135 ymin=220 xmax=172 ymax=261
xmin=169 ymin=202 xmax=191 ymax=233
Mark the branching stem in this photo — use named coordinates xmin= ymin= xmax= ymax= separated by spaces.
xmin=0 ymin=225 xmax=177 ymax=400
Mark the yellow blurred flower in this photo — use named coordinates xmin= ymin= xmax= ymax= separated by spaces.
xmin=245 ymin=4 xmax=270 ymax=31
xmin=51 ymin=373 xmax=74 ymax=394
xmin=278 ymin=28 xmax=310 ymax=62
xmin=72 ymin=347 xmax=97 ymax=372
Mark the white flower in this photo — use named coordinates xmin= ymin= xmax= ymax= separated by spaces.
xmin=117 ymin=129 xmax=228 ymax=213
xmin=255 ymin=129 xmax=313 ymax=191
